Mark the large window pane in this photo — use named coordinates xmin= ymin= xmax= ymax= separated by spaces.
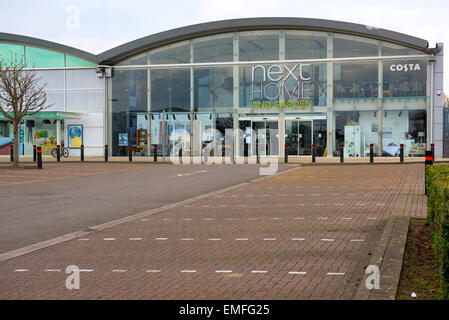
xmin=333 ymin=62 xmax=378 ymax=99
xmin=111 ymin=69 xmax=148 ymax=156
xmin=25 ymin=46 xmax=64 ymax=68
xmin=116 ymin=53 xmax=148 ymax=66
xmin=151 ymin=68 xmax=190 ymax=112
xmin=383 ymin=59 xmax=426 ymax=97
xmin=65 ymin=55 xmax=96 ymax=67
xmin=194 ymin=67 xmax=233 ymax=112
xmin=0 ymin=43 xmax=24 ymax=67
xmin=239 ymin=32 xmax=279 ymax=61
xmin=150 ymin=42 xmax=190 ymax=64
xmin=285 ymin=31 xmax=327 ymax=60
xmin=333 ymin=34 xmax=378 ymax=58
xmin=381 ymin=42 xmax=424 ymax=56
xmin=193 ymin=35 xmax=233 ymax=63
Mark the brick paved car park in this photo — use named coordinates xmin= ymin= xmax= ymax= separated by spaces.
xmin=0 ymin=163 xmax=426 ymax=299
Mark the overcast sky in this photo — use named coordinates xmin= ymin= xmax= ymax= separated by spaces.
xmin=0 ymin=0 xmax=447 ymax=91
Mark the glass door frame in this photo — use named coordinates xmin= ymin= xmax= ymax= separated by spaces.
xmin=285 ymin=119 xmax=314 ymax=156
xmin=250 ymin=119 xmax=279 ymax=157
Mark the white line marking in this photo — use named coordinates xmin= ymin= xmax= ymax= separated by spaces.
xmin=288 ymin=271 xmax=307 ymax=275
xmin=202 ymin=205 xmax=210 ymax=208
xmin=181 ymin=238 xmax=194 ymax=241
xmin=181 ymin=270 xmax=197 ymax=273
xmin=291 ymin=238 xmax=305 ymax=241
xmin=182 ymin=218 xmax=193 ymax=221
xmin=330 ymin=193 xmax=338 ymax=196
xmin=312 ymin=194 xmax=321 ymax=196
xmin=163 ymin=218 xmax=171 ymax=221
xmin=263 ymin=238 xmax=276 ymax=241
xmin=146 ymin=270 xmax=161 ymax=273
xmin=45 ymin=269 xmax=61 ymax=272
xmin=112 ymin=270 xmax=127 ymax=273
xmin=350 ymin=239 xmax=365 ymax=242
xmin=327 ymin=272 xmax=345 ymax=276
xmin=155 ymin=238 xmax=168 ymax=241
xmin=129 ymin=238 xmax=142 ymax=241
xmin=215 ymin=270 xmax=233 ymax=273
xmin=78 ymin=238 xmax=89 ymax=241
xmin=208 ymin=238 xmax=221 ymax=241
xmin=104 ymin=238 xmax=116 ymax=241
xmin=251 ymin=270 xmax=268 ymax=273
xmin=318 ymin=217 xmax=328 ymax=220
xmin=340 ymin=218 xmax=352 ymax=220
xmin=14 ymin=269 xmax=29 ymax=272
xmin=235 ymin=238 xmax=248 ymax=241
xmin=366 ymin=218 xmax=377 ymax=220
xmin=226 ymin=218 xmax=237 ymax=220
xmin=321 ymin=239 xmax=335 ymax=241
xmin=204 ymin=218 xmax=215 ymax=220
xmin=79 ymin=269 xmax=94 ymax=272
xmin=376 ymin=203 xmax=385 ymax=206
xmin=294 ymin=217 xmax=305 ymax=220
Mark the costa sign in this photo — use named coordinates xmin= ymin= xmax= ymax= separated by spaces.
xmin=389 ymin=63 xmax=421 ymax=72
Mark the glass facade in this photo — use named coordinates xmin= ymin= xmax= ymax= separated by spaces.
xmin=108 ymin=29 xmax=430 ymax=158
xmin=0 ymin=43 xmax=96 ymax=68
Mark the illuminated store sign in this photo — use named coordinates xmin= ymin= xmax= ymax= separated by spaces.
xmin=251 ymin=63 xmax=313 ymax=109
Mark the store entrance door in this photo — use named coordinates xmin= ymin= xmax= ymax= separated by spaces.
xmin=285 ymin=120 xmax=312 ymax=156
xmin=251 ymin=120 xmax=279 ymax=156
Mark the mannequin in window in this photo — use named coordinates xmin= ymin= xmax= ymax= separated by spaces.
xmin=212 ymin=77 xmax=233 ymax=108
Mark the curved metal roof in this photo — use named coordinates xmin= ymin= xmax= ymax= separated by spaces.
xmin=0 ymin=32 xmax=97 ymax=63
xmin=97 ymin=17 xmax=430 ymax=65
xmin=1 ymin=18 xmax=431 ymax=66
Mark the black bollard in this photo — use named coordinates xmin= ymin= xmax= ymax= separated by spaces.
xmin=33 ymin=145 xmax=36 ymax=162
xmin=425 ymin=150 xmax=433 ymax=166
xmin=431 ymin=143 xmax=435 ymax=161
xmin=10 ymin=144 xmax=13 ymax=162
xmin=105 ymin=145 xmax=108 ymax=162
xmin=179 ymin=147 xmax=182 ymax=164
xmin=256 ymin=145 xmax=260 ymax=164
xmin=153 ymin=145 xmax=157 ymax=162
xmin=284 ymin=146 xmax=288 ymax=163
xmin=129 ymin=146 xmax=133 ymax=162
xmin=56 ymin=145 xmax=60 ymax=162
xmin=37 ymin=146 xmax=42 ymax=169
xmin=425 ymin=150 xmax=433 ymax=195
xmin=400 ymin=144 xmax=404 ymax=162
xmin=370 ymin=144 xmax=374 ymax=163
xmin=312 ymin=145 xmax=316 ymax=163
xmin=340 ymin=145 xmax=344 ymax=163
xmin=80 ymin=145 xmax=84 ymax=162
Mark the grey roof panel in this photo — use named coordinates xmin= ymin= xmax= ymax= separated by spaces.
xmin=97 ymin=17 xmax=429 ymax=64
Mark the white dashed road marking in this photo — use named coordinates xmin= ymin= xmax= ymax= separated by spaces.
xmin=327 ymin=272 xmax=345 ymax=276
xmin=288 ymin=271 xmax=307 ymax=275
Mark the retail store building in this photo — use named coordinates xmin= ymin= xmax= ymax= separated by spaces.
xmin=0 ymin=18 xmax=446 ymax=158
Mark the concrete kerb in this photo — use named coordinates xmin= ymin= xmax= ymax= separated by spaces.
xmin=353 ymin=215 xmax=410 ymax=300
xmin=0 ymin=165 xmax=301 ymax=263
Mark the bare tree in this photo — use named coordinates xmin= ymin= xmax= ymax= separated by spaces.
xmin=0 ymin=55 xmax=51 ymax=167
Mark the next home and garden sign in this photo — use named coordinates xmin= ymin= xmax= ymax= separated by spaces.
xmin=250 ymin=63 xmax=313 ymax=110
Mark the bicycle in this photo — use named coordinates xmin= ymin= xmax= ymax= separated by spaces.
xmin=51 ymin=145 xmax=69 ymax=158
